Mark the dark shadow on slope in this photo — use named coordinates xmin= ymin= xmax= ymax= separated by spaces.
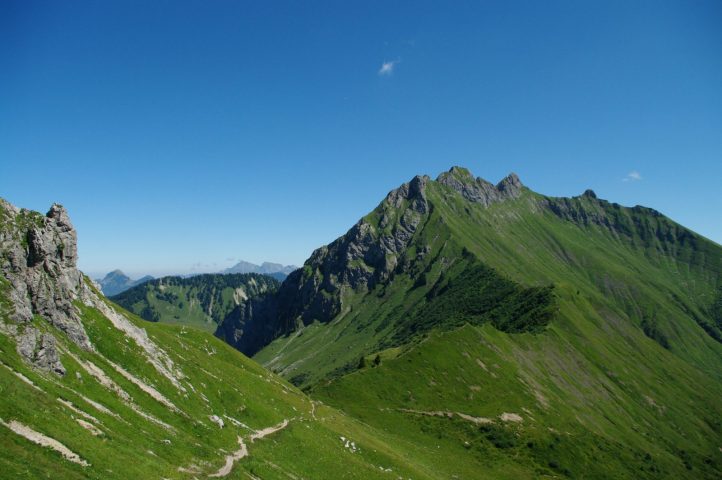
xmin=392 ymin=251 xmax=556 ymax=345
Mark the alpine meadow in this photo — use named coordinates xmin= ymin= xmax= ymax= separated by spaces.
xmin=2 ymin=2 xmax=721 ymax=479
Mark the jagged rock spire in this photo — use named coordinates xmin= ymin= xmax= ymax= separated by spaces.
xmin=0 ymin=199 xmax=92 ymax=374
xmin=437 ymin=166 xmax=524 ymax=206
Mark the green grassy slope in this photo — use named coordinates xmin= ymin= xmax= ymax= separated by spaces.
xmin=111 ymin=273 xmax=277 ymax=332
xmin=255 ymin=176 xmax=721 ymax=382
xmin=0 ymin=279 xmax=449 ymax=479
xmin=251 ymin=170 xmax=722 ymax=478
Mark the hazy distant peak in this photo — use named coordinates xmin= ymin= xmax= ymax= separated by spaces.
xmin=223 ymin=260 xmax=298 ymax=278
xmin=96 ymin=270 xmax=154 ymax=296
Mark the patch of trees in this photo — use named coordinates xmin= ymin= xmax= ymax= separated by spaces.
xmin=140 ymin=305 xmax=160 ymax=322
xmin=393 ymin=258 xmax=556 ymax=343
xmin=640 ymin=315 xmax=670 ymax=349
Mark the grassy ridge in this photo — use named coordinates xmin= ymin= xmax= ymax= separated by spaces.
xmin=253 ymin=175 xmax=722 ymax=478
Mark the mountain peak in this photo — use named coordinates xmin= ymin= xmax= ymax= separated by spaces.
xmin=106 ymin=269 xmax=128 ymax=278
xmin=385 ymin=174 xmax=429 ymax=212
xmin=96 ymin=270 xmax=154 ymax=296
xmin=408 ymin=174 xmax=429 ymax=197
xmin=496 ymin=172 xmax=523 ymax=195
xmin=47 ymin=203 xmax=70 ymax=222
xmin=437 ymin=167 xmax=523 ymax=206
xmin=447 ymin=165 xmax=475 ymax=179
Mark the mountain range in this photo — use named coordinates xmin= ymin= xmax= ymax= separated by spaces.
xmin=222 ymin=261 xmax=298 ymax=280
xmin=1 ymin=166 xmax=721 ymax=478
xmin=95 ymin=261 xmax=297 ymax=298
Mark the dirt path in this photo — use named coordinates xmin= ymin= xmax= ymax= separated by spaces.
xmin=209 ymin=436 xmax=247 ymax=478
xmin=398 ymin=408 xmax=493 ymax=425
xmin=249 ymin=419 xmax=289 ymax=442
xmin=208 ymin=419 xmax=290 ymax=478
xmin=310 ymin=401 xmax=317 ymax=420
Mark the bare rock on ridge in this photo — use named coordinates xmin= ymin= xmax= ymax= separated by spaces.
xmin=0 ymin=199 xmax=92 ymax=374
xmin=436 ymin=166 xmax=524 ymax=206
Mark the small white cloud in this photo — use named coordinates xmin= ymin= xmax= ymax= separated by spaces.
xmin=622 ymin=170 xmax=642 ymax=182
xmin=378 ymin=60 xmax=398 ymax=76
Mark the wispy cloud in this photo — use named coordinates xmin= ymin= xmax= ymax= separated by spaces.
xmin=622 ymin=170 xmax=642 ymax=182
xmin=378 ymin=60 xmax=398 ymax=76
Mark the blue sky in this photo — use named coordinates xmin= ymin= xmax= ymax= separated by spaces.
xmin=2 ymin=1 xmax=721 ymax=278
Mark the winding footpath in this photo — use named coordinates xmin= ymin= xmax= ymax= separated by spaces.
xmin=208 ymin=419 xmax=290 ymax=478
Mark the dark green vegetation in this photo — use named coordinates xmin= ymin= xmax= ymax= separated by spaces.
xmin=391 ymin=252 xmax=556 ymax=343
xmin=111 ymin=273 xmax=278 ymax=332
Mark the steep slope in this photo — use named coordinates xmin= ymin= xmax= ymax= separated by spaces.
xmin=216 ymin=167 xmax=722 ymax=478
xmin=0 ymin=199 xmax=449 ymax=479
xmin=96 ymin=270 xmax=154 ymax=296
xmin=228 ymin=167 xmax=721 ymax=382
xmin=111 ymin=273 xmax=278 ymax=332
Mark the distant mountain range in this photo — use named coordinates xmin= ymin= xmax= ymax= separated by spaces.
xmin=95 ymin=261 xmax=297 ymax=297
xmin=95 ymin=270 xmax=153 ymax=296
xmin=222 ymin=260 xmax=298 ymax=280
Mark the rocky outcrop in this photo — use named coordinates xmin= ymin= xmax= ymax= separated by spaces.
xmin=215 ymin=294 xmax=279 ymax=355
xmin=16 ymin=327 xmax=66 ymax=375
xmin=436 ymin=166 xmax=524 ymax=206
xmin=0 ymin=199 xmax=92 ymax=374
xmin=279 ymin=175 xmax=429 ymax=321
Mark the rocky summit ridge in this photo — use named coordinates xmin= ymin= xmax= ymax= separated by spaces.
xmin=0 ymin=200 xmax=92 ymax=374
xmin=436 ymin=166 xmax=524 ymax=205
xmin=218 ymin=167 xmax=530 ymax=354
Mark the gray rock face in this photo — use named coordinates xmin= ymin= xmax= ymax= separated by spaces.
xmin=436 ymin=166 xmax=524 ymax=206
xmin=0 ymin=199 xmax=92 ymax=374
xmin=16 ymin=327 xmax=66 ymax=375
xmin=215 ymin=293 xmax=279 ymax=355
xmin=309 ymin=175 xmax=427 ymax=286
